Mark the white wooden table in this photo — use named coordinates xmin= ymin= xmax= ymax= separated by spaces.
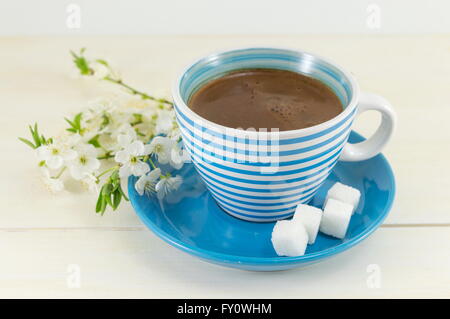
xmin=1 ymin=35 xmax=449 ymax=298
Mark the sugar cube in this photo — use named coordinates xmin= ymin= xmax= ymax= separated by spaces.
xmin=325 ymin=182 xmax=361 ymax=214
xmin=293 ymin=204 xmax=323 ymax=244
xmin=320 ymin=198 xmax=353 ymax=239
xmin=271 ymin=220 xmax=309 ymax=257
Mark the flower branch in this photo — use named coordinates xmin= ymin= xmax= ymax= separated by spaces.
xmin=71 ymin=48 xmax=173 ymax=106
xmin=19 ymin=48 xmax=187 ymax=214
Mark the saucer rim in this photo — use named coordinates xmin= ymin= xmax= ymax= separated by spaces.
xmin=129 ymin=132 xmax=396 ymax=267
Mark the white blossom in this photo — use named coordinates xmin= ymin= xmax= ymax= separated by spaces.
xmin=28 ymin=88 xmax=186 ymax=204
xmin=155 ymin=175 xmax=183 ymax=201
xmin=135 ymin=168 xmax=161 ymax=196
xmin=40 ymin=167 xmax=64 ymax=193
xmin=114 ymin=140 xmax=150 ymax=178
xmin=167 ymin=126 xmax=181 ymax=141
xmin=36 ymin=143 xmax=77 ymax=170
xmin=109 ymin=122 xmax=136 ymax=140
xmin=57 ymin=133 xmax=82 ymax=148
xmin=117 ymin=130 xmax=136 ymax=148
xmin=155 ymin=110 xmax=175 ymax=135
xmin=91 ymin=61 xmax=110 ymax=79
xmin=169 ymin=145 xmax=189 ymax=170
xmin=81 ymin=173 xmax=99 ymax=193
xmin=145 ymin=136 xmax=175 ymax=165
xmin=68 ymin=144 xmax=101 ymax=180
xmin=120 ymin=96 xmax=151 ymax=111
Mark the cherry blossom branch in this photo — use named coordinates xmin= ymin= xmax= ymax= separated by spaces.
xmin=71 ymin=48 xmax=173 ymax=106
xmin=18 ymin=48 xmax=185 ymax=215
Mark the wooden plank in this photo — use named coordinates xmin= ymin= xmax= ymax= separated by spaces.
xmin=0 ymin=227 xmax=448 ymax=298
xmin=0 ymin=35 xmax=449 ymax=226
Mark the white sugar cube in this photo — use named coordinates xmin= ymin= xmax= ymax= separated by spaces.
xmin=271 ymin=220 xmax=309 ymax=257
xmin=293 ymin=204 xmax=323 ymax=244
xmin=320 ymin=198 xmax=353 ymax=239
xmin=325 ymin=182 xmax=361 ymax=214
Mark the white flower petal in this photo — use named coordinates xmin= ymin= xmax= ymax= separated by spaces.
xmin=130 ymin=161 xmax=150 ymax=177
xmin=69 ymin=164 xmax=85 ymax=180
xmin=170 ymin=147 xmax=188 ymax=170
xmin=119 ymin=165 xmax=132 ymax=179
xmin=157 ymin=153 xmax=170 ymax=164
xmin=114 ymin=150 xmax=129 ymax=163
xmin=46 ymin=155 xmax=64 ymax=170
xmin=155 ymin=179 xmax=167 ymax=201
xmin=118 ymin=133 xmax=134 ymax=147
xmin=81 ymin=173 xmax=99 ymax=193
xmin=135 ymin=175 xmax=147 ymax=196
xmin=44 ymin=177 xmax=64 ymax=193
xmin=63 ymin=149 xmax=78 ymax=161
xmin=155 ymin=175 xmax=182 ymax=201
xmin=155 ymin=110 xmax=174 ymax=135
xmin=144 ymin=143 xmax=153 ymax=155
xmin=147 ymin=167 xmax=161 ymax=182
xmin=77 ymin=144 xmax=98 ymax=157
xmin=85 ymin=158 xmax=101 ymax=172
xmin=36 ymin=146 xmax=50 ymax=160
xmin=127 ymin=141 xmax=145 ymax=156
xmin=168 ymin=175 xmax=183 ymax=192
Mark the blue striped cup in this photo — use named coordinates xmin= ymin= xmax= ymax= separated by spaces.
xmin=172 ymin=47 xmax=396 ymax=222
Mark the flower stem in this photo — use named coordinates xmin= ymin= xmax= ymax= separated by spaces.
xmin=103 ymin=77 xmax=173 ymax=106
xmin=52 ymin=166 xmax=67 ymax=179
xmin=96 ymin=165 xmax=119 ymax=179
xmin=97 ymin=153 xmax=114 ymax=160
xmin=148 ymin=157 xmax=157 ymax=169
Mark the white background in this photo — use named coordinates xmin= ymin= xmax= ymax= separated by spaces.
xmin=0 ymin=0 xmax=449 ymax=35
xmin=1 ymin=0 xmax=449 ymax=298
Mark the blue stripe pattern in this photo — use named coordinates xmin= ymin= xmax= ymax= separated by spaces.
xmin=173 ymin=48 xmax=356 ymax=222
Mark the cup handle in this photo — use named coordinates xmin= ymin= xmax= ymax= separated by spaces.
xmin=340 ymin=92 xmax=396 ymax=162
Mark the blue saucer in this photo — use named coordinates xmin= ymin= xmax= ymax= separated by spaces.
xmin=129 ymin=132 xmax=396 ymax=271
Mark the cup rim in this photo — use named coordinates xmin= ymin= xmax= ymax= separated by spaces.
xmin=172 ymin=46 xmax=360 ymax=137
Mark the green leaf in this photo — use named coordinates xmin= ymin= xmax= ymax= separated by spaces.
xmin=112 ymin=190 xmax=122 ymax=210
xmin=102 ymin=183 xmax=113 ymax=195
xmin=105 ymin=193 xmax=113 ymax=207
xmin=110 ymin=178 xmax=119 ymax=192
xmin=41 ymin=134 xmax=49 ymax=145
xmin=87 ymin=134 xmax=101 ymax=148
xmin=18 ymin=137 xmax=36 ymax=149
xmin=100 ymin=113 xmax=110 ymax=130
xmin=118 ymin=185 xmax=129 ymax=201
xmin=95 ymin=59 xmax=109 ymax=67
xmin=95 ymin=193 xmax=104 ymax=213
xmin=99 ymin=197 xmax=107 ymax=215
xmin=75 ymin=57 xmax=90 ymax=75
xmin=65 ymin=117 xmax=75 ymax=128
xmin=110 ymin=170 xmax=119 ymax=181
xmin=71 ymin=49 xmax=91 ymax=76
xmin=65 ymin=113 xmax=83 ymax=134
xmin=29 ymin=124 xmax=40 ymax=147
xmin=73 ymin=113 xmax=82 ymax=128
